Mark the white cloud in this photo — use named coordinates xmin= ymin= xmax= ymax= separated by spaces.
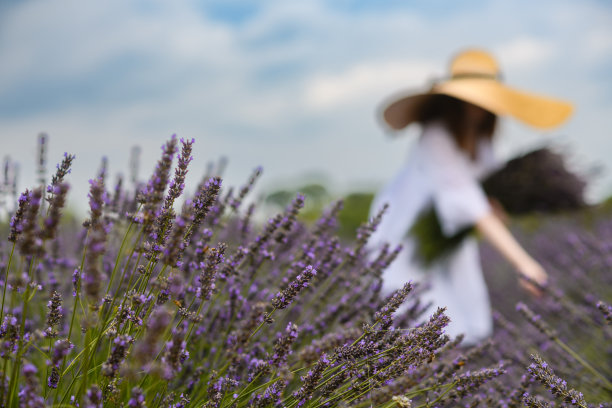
xmin=497 ymin=37 xmax=557 ymax=72
xmin=303 ymin=60 xmax=437 ymax=110
xmin=0 ymin=0 xmax=237 ymax=93
xmin=583 ymin=28 xmax=612 ymax=63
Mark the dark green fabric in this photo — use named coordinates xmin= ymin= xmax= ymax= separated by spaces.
xmin=409 ymin=205 xmax=473 ymax=267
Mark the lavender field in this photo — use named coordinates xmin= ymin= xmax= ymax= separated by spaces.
xmin=0 ymin=135 xmax=610 ymax=407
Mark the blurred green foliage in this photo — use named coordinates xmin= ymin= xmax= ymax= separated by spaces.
xmin=336 ymin=192 xmax=374 ymax=239
xmin=263 ymin=183 xmax=374 ymax=240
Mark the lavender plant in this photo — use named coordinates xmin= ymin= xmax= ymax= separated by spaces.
xmin=0 ymin=135 xmax=514 ymax=407
xmin=469 ymin=208 xmax=612 ymax=406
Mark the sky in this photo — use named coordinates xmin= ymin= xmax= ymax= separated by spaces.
xmin=0 ymin=0 xmax=611 ymax=215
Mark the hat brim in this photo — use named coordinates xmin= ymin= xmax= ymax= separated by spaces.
xmin=381 ymin=79 xmax=573 ymax=131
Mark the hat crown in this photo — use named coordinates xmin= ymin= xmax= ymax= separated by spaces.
xmin=449 ymin=49 xmax=499 ymax=78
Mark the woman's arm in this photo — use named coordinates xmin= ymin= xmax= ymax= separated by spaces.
xmin=475 ymin=212 xmax=548 ymax=290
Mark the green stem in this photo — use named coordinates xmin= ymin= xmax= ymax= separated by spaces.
xmin=553 ymin=338 xmax=612 ymax=391
xmin=0 ymin=243 xmax=15 ymax=323
xmin=76 ymin=328 xmax=92 ymax=402
xmin=6 ymin=255 xmax=37 ymax=406
xmin=104 ymin=214 xmax=140 ymax=297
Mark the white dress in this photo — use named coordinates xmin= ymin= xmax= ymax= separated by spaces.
xmin=369 ymin=121 xmax=499 ymax=345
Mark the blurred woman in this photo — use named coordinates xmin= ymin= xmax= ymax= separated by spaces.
xmin=369 ymin=49 xmax=572 ymax=345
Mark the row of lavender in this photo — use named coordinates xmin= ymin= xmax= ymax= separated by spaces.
xmin=477 ymin=209 xmax=612 ymax=406
xmin=0 ymin=134 xmax=609 ymax=407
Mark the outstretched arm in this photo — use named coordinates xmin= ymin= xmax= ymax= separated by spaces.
xmin=475 ymin=212 xmax=548 ymax=292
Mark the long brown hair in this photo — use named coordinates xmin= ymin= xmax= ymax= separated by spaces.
xmin=415 ymin=94 xmax=497 ymax=160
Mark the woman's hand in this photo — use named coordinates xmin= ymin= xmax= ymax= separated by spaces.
xmin=516 ymin=257 xmax=548 ymax=297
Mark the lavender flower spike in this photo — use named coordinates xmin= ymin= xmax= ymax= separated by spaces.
xmin=230 ymin=166 xmax=263 ymax=211
xmin=85 ymin=385 xmax=103 ymax=408
xmin=272 ymin=265 xmax=317 ymax=309
xmin=83 ymin=177 xmax=108 ymax=308
xmin=18 ymin=363 xmax=44 ymax=408
xmin=42 ymin=182 xmax=69 ymax=239
xmin=17 ymin=187 xmax=43 ymax=256
xmin=102 ymin=335 xmax=133 ymax=378
xmin=140 ymin=135 xmax=178 ymax=229
xmin=527 ymin=354 xmax=588 ymax=407
xmin=48 ymin=152 xmax=75 ymax=191
xmin=150 ymin=138 xmax=194 ymax=254
xmin=128 ymin=386 xmax=146 ymax=407
xmin=374 ymin=282 xmax=413 ymax=329
xmin=8 ymin=190 xmax=30 ymax=243
xmin=44 ymin=290 xmax=63 ymax=338
xmin=165 ymin=137 xmax=194 ymax=207
xmin=161 ymin=325 xmax=190 ymax=380
xmin=269 ymin=322 xmax=299 ymax=368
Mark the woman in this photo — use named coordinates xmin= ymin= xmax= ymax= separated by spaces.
xmin=369 ymin=49 xmax=572 ymax=345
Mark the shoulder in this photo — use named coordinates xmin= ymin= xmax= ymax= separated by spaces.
xmin=420 ymin=121 xmax=455 ymax=147
xmin=419 ymin=121 xmax=461 ymax=158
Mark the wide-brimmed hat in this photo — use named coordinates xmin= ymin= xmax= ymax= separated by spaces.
xmin=381 ymin=49 xmax=573 ymax=130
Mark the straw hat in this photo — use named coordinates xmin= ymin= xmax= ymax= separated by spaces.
xmin=381 ymin=49 xmax=573 ymax=130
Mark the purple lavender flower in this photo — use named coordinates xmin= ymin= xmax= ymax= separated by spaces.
xmin=86 ymin=177 xmax=106 ymax=227
xmin=447 ymin=362 xmax=506 ymax=399
xmin=374 ymin=282 xmax=413 ymax=330
xmin=37 ymin=133 xmax=47 ymax=187
xmin=165 ymin=138 xmax=193 ymax=208
xmin=43 ymin=290 xmax=63 ymax=338
xmin=185 ymin=177 xmax=222 ymax=244
xmin=47 ymin=366 xmax=60 ymax=389
xmin=197 ymin=244 xmax=226 ymax=300
xmin=161 ymin=324 xmax=189 ymax=380
xmin=83 ymin=177 xmax=109 ymax=309
xmin=523 ymin=393 xmax=554 ymax=408
xmin=42 ymin=182 xmax=69 ymax=240
xmin=50 ymin=339 xmax=73 ymax=367
xmin=8 ymin=190 xmax=29 ymax=243
xmin=274 ymin=193 xmax=305 ymax=244
xmin=229 ymin=166 xmax=262 ymax=211
xmin=247 ymin=381 xmax=286 ymax=407
xmin=217 ymin=246 xmax=248 ymax=281
xmin=162 ymin=203 xmax=190 ymax=267
xmin=292 ymin=353 xmax=330 ymax=407
xmin=167 ymin=394 xmax=190 ymax=408
xmin=107 ymin=174 xmax=124 ymax=215
xmin=527 ymin=354 xmax=589 ymax=407
xmin=347 ymin=203 xmax=388 ymax=264
xmin=48 ymin=152 xmax=75 ymax=192
xmin=271 ymin=265 xmax=317 ymax=310
xmin=17 ymin=188 xmax=42 ymax=256
xmin=72 ymin=268 xmax=80 ymax=297
xmin=516 ymin=302 xmax=558 ymax=340
xmin=596 ymin=300 xmax=612 ymax=324
xmin=140 ymin=136 xmax=178 ymax=230
xmin=134 ymin=306 xmax=171 ymax=370
xmin=0 ymin=314 xmax=20 ymax=357
xmin=239 ymin=203 xmax=256 ymax=239
xmin=102 ymin=335 xmax=133 ymax=378
xmin=149 ymin=138 xmax=194 ymax=258
xmin=312 ymin=200 xmax=343 ymax=237
xmin=84 ymin=385 xmax=103 ymax=408
xmin=128 ymin=386 xmax=146 ymax=407
xmin=269 ymin=322 xmax=298 ymax=368
xmin=18 ymin=363 xmax=44 ymax=408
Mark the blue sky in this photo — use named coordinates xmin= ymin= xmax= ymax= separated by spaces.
xmin=0 ymin=0 xmax=611 ymax=213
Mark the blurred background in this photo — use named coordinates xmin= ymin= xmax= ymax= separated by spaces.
xmin=0 ymin=0 xmax=611 ymax=218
